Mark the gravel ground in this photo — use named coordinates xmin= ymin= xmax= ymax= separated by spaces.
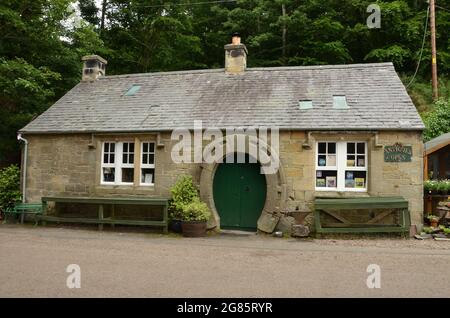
xmin=1 ymin=224 xmax=450 ymax=297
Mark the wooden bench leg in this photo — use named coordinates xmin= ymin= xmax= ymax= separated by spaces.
xmin=111 ymin=204 xmax=115 ymax=229
xmin=98 ymin=204 xmax=104 ymax=231
xmin=163 ymin=205 xmax=168 ymax=234
xmin=41 ymin=201 xmax=47 ymax=226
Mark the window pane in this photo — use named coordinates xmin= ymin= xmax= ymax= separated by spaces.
xmin=326 ymin=155 xmax=336 ymax=166
xmin=142 ymin=154 xmax=148 ymax=164
xmin=103 ymin=153 xmax=108 ymax=164
xmin=123 ymin=153 xmax=127 ymax=164
xmin=129 ymin=154 xmax=134 ymax=164
xmin=103 ymin=167 xmax=115 ymax=182
xmin=143 ymin=143 xmax=148 ymax=153
xmin=316 ymin=170 xmax=337 ymax=188
xmin=129 ymin=143 xmax=134 ymax=152
xmin=318 ymin=155 xmax=326 ymax=166
xmin=123 ymin=143 xmax=128 ymax=152
xmin=328 ymin=143 xmax=336 ymax=154
xmin=357 ymin=143 xmax=365 ymax=154
xmin=149 ymin=143 xmax=155 ymax=152
xmin=347 ymin=142 xmax=355 ymax=154
xmin=110 ymin=143 xmax=115 ymax=152
xmin=141 ymin=168 xmax=154 ymax=184
xmin=122 ymin=168 xmax=134 ymax=183
xmin=110 ymin=154 xmax=115 ymax=164
xmin=357 ymin=155 xmax=365 ymax=167
xmin=345 ymin=171 xmax=366 ymax=188
xmin=149 ymin=154 xmax=154 ymax=164
xmin=104 ymin=143 xmax=109 ymax=152
xmin=347 ymin=155 xmax=355 ymax=166
xmin=318 ymin=142 xmax=326 ymax=154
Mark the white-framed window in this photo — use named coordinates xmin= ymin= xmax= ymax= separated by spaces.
xmin=101 ymin=141 xmax=135 ymax=185
xmin=102 ymin=142 xmax=116 ymax=183
xmin=140 ymin=142 xmax=155 ymax=186
xmin=315 ymin=141 xmax=368 ymax=192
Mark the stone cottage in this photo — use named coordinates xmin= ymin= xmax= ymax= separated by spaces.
xmin=19 ymin=34 xmax=425 ymax=233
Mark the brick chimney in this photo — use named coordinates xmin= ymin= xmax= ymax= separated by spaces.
xmin=81 ymin=55 xmax=107 ymax=81
xmin=224 ymin=32 xmax=247 ymax=74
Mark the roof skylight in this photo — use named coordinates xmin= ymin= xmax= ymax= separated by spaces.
xmin=124 ymin=85 xmax=141 ymax=96
xmin=332 ymin=95 xmax=349 ymax=109
xmin=299 ymin=100 xmax=313 ymax=110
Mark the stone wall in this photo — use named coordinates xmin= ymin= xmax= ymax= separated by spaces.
xmin=23 ymin=130 xmax=423 ymax=231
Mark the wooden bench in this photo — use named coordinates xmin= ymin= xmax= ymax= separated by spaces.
xmin=3 ymin=203 xmax=43 ymax=225
xmin=314 ymin=196 xmax=410 ymax=234
xmin=39 ymin=196 xmax=168 ymax=233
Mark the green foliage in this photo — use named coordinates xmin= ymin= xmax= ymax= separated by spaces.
xmin=0 ymin=165 xmax=21 ymax=210
xmin=437 ymin=181 xmax=448 ymax=192
xmin=0 ymin=58 xmax=61 ymax=164
xmin=426 ymin=214 xmax=439 ymax=222
xmin=422 ymin=98 xmax=450 ymax=142
xmin=180 ymin=199 xmax=211 ymax=222
xmin=0 ymin=0 xmax=106 ymax=166
xmin=422 ymin=226 xmax=433 ymax=234
xmin=424 ymin=180 xmax=438 ymax=192
xmin=168 ymin=175 xmax=200 ymax=220
xmin=424 ymin=179 xmax=450 ymax=192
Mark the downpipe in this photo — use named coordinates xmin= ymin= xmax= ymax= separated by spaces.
xmin=17 ymin=133 xmax=28 ymax=203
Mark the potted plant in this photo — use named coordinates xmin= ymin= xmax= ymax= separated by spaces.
xmin=427 ymin=215 xmax=440 ymax=228
xmin=168 ymin=175 xmax=200 ymax=233
xmin=180 ymin=199 xmax=211 ymax=237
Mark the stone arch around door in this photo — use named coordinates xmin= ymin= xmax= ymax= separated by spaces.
xmin=199 ymin=135 xmax=287 ymax=231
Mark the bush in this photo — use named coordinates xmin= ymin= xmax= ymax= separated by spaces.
xmin=168 ymin=175 xmax=199 ymax=220
xmin=180 ymin=199 xmax=211 ymax=222
xmin=0 ymin=165 xmax=21 ymax=211
xmin=423 ymin=98 xmax=450 ymax=142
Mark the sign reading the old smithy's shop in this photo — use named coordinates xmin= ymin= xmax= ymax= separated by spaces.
xmin=384 ymin=143 xmax=412 ymax=162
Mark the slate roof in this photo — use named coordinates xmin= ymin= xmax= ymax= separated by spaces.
xmin=20 ymin=62 xmax=424 ymax=133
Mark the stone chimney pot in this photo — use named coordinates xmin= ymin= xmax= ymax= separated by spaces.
xmin=81 ymin=55 xmax=107 ymax=81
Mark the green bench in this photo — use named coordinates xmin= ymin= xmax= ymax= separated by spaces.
xmin=3 ymin=203 xmax=43 ymax=225
xmin=314 ymin=196 xmax=410 ymax=234
xmin=39 ymin=196 xmax=169 ymax=233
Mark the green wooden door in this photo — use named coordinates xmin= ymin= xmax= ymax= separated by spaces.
xmin=213 ymin=156 xmax=267 ymax=230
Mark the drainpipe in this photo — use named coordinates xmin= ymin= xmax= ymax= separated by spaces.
xmin=17 ymin=133 xmax=28 ymax=203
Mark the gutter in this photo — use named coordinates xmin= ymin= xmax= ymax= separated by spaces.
xmin=17 ymin=133 xmax=28 ymax=203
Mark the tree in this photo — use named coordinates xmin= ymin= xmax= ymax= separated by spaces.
xmin=78 ymin=0 xmax=100 ymax=26
xmin=0 ymin=0 xmax=105 ymax=166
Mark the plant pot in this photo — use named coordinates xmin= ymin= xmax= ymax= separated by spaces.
xmin=169 ymin=219 xmax=183 ymax=233
xmin=181 ymin=221 xmax=207 ymax=237
xmin=431 ymin=219 xmax=439 ymax=228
